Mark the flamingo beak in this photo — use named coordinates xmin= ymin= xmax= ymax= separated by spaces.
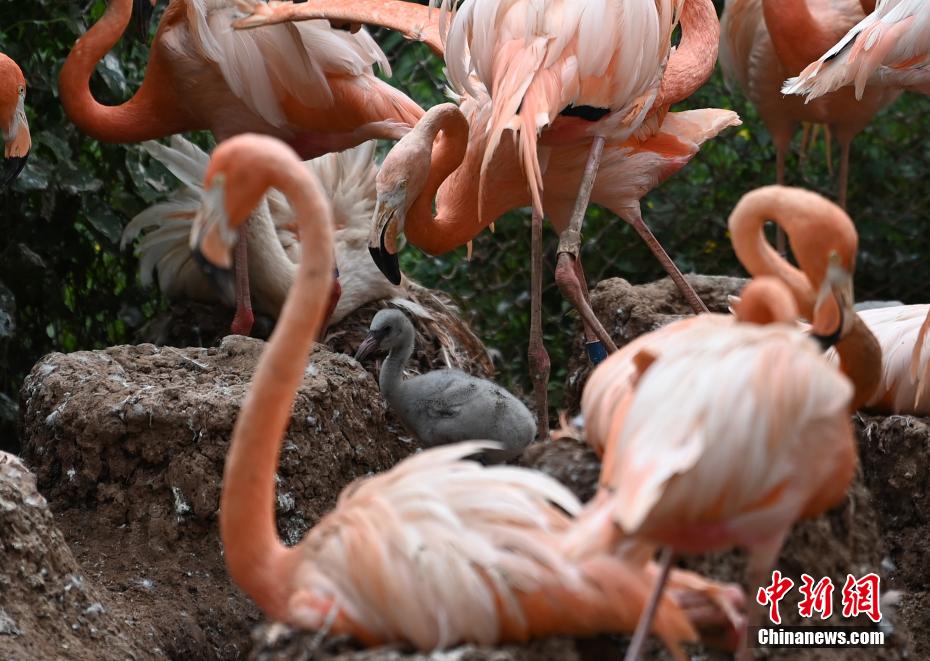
xmin=133 ymin=0 xmax=157 ymax=43
xmin=190 ymin=176 xmax=237 ymax=305
xmin=811 ymin=251 xmax=854 ymax=349
xmin=354 ymin=326 xmax=390 ymax=362
xmin=369 ymin=183 xmax=407 ymax=286
xmin=1 ymin=152 xmax=28 ymax=187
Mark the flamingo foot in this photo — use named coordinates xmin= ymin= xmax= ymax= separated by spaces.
xmin=554 ymin=254 xmax=617 ymax=354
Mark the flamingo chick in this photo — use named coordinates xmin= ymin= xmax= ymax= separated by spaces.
xmin=191 ymin=133 xmax=707 ymax=653
xmin=235 ymin=0 xmax=731 ymax=440
xmin=355 ymin=308 xmax=535 ymax=462
xmin=783 ymin=0 xmax=930 ymax=101
xmin=575 ymin=275 xmax=857 ymax=660
xmin=0 ymin=53 xmax=30 ymax=186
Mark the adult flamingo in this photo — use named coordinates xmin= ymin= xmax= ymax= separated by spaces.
xmin=123 ymin=137 xmax=402 ymax=325
xmin=0 ymin=53 xmax=30 ymax=186
xmin=572 ymin=274 xmax=856 ymax=661
xmin=60 ymin=0 xmax=422 ymax=336
xmin=783 ymin=0 xmax=930 ymax=101
xmin=192 ymin=133 xmax=739 ymax=654
xmin=720 ymin=0 xmax=899 ymax=227
xmin=237 ymin=0 xmax=731 ymax=437
xmin=582 ymin=186 xmax=883 ymax=465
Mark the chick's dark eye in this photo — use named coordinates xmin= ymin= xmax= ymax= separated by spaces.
xmin=384 ymin=326 xmax=392 ymax=332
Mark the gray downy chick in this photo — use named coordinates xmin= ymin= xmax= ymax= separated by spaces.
xmin=355 ymin=309 xmax=535 ymax=462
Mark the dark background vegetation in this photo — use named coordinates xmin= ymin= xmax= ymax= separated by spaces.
xmin=1 ymin=0 xmax=928 ymax=451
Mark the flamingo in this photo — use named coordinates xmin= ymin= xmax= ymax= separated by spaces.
xmin=783 ymin=0 xmax=930 ymax=101
xmin=0 ymin=52 xmax=30 ymax=186
xmin=236 ymin=0 xmax=732 ymax=437
xmin=191 ymin=133 xmax=740 ymax=654
xmin=719 ymin=0 xmax=900 ymax=230
xmin=60 ymin=0 xmax=423 ymax=337
xmin=123 ymin=136 xmax=403 ymax=325
xmin=826 ymin=304 xmax=930 ymax=415
xmin=570 ymin=274 xmax=857 ymax=661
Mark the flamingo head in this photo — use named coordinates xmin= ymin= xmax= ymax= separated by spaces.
xmin=369 ymin=106 xmax=453 ymax=285
xmin=811 ymin=250 xmax=856 ymax=349
xmin=1 ymin=54 xmax=29 ymax=187
xmin=190 ymin=135 xmax=289 ymax=303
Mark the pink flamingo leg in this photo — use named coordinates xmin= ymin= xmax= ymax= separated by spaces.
xmin=230 ymin=226 xmax=255 ymax=336
xmin=622 ymin=206 xmax=709 ymax=314
xmin=528 ymin=208 xmax=551 ymax=440
xmin=555 ymin=135 xmax=618 ymax=355
xmin=623 ymin=547 xmax=675 ymax=661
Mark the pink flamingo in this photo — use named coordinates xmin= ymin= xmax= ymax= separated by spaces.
xmin=720 ymin=0 xmax=900 ymax=247
xmin=569 ymin=185 xmax=883 ymax=659
xmin=0 ymin=52 xmax=30 ymax=186
xmin=236 ymin=0 xmax=731 ymax=437
xmin=191 ymin=133 xmax=738 ymax=653
xmin=575 ymin=275 xmax=858 ymax=661
xmin=61 ymin=0 xmax=422 ymax=336
xmin=783 ymin=0 xmax=930 ymax=101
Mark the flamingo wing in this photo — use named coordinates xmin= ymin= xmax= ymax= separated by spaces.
xmin=598 ymin=323 xmax=853 ymax=549
xmin=783 ymin=0 xmax=930 ymax=100
xmin=233 ymin=0 xmax=445 ymax=57
xmin=290 ymin=441 xmax=697 ymax=651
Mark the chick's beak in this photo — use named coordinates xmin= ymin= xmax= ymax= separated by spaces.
xmin=369 ymin=187 xmax=405 ymax=286
xmin=354 ymin=327 xmax=389 ymax=362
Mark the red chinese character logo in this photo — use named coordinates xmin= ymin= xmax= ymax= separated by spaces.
xmin=797 ymin=574 xmax=834 ymax=619
xmin=841 ymin=573 xmax=882 ymax=623
xmin=756 ymin=570 xmax=794 ymax=625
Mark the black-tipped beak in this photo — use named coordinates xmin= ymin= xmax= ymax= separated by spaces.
xmin=133 ymin=0 xmax=156 ymax=43
xmin=354 ymin=327 xmax=389 ymax=362
xmin=192 ymin=246 xmax=236 ymax=307
xmin=369 ymin=242 xmax=402 ymax=285
xmin=812 ymin=308 xmax=844 ymax=351
xmin=2 ymin=152 xmax=28 ymax=187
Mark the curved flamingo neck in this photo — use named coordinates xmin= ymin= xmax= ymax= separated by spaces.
xmin=656 ymin=0 xmax=719 ymax=107
xmin=762 ymin=0 xmax=838 ymax=73
xmin=835 ymin=314 xmax=882 ymax=411
xmin=402 ymin=105 xmax=479 ymax=255
xmin=729 ymin=195 xmax=816 ymax=318
xmin=219 ymin=143 xmax=335 ymax=622
xmin=59 ymin=0 xmax=195 ymax=143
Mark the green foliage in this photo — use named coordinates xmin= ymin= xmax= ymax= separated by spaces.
xmin=1 ymin=1 xmax=929 ymax=450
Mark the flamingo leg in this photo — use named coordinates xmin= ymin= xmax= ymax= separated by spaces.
xmin=555 ymin=135 xmax=617 ymax=358
xmin=774 ymin=144 xmax=788 ymax=256
xmin=738 ymin=532 xmax=789 ymax=661
xmin=623 ymin=547 xmax=676 ymax=661
xmin=838 ymin=138 xmax=851 ymax=209
xmin=230 ymin=226 xmax=255 ymax=336
xmin=528 ymin=208 xmax=550 ymax=441
xmin=622 ymin=206 xmax=708 ymax=314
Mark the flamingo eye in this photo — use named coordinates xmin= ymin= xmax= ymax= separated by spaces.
xmin=17 ymin=86 xmax=24 ymax=95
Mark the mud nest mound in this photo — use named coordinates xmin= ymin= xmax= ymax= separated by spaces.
xmin=0 ymin=452 xmax=149 ymax=660
xmin=20 ymin=337 xmax=415 ymax=659
xmin=563 ymin=275 xmax=747 ymax=413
